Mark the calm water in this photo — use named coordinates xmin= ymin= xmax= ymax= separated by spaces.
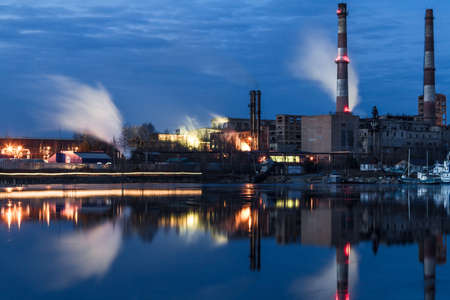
xmin=0 ymin=183 xmax=449 ymax=300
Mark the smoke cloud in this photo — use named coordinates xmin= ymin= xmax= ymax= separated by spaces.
xmin=48 ymin=75 xmax=124 ymax=148
xmin=289 ymin=30 xmax=360 ymax=110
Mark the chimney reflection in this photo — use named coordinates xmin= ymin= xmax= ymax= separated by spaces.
xmin=249 ymin=197 xmax=262 ymax=272
xmin=419 ymin=234 xmax=446 ymax=300
xmin=336 ymin=243 xmax=350 ymax=300
xmin=1 ymin=184 xmax=450 ymax=299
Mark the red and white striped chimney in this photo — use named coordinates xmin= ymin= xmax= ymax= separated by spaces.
xmin=336 ymin=3 xmax=350 ymax=114
xmin=423 ymin=9 xmax=436 ymax=124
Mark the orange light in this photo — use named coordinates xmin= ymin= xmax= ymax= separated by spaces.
xmin=240 ymin=142 xmax=251 ymax=152
xmin=345 ymin=243 xmax=351 ymax=257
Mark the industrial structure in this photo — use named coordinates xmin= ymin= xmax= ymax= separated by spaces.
xmin=270 ymin=115 xmax=302 ymax=152
xmin=249 ymin=90 xmax=262 ymax=151
xmin=0 ymin=138 xmax=80 ymax=160
xmin=336 ymin=3 xmax=350 ymax=113
xmin=2 ymin=4 xmax=450 ymax=172
xmin=359 ymin=8 xmax=450 ymax=164
xmin=299 ymin=3 xmax=359 ymax=157
xmin=48 ymin=151 xmax=112 ymax=164
xmin=417 ymin=9 xmax=447 ymax=126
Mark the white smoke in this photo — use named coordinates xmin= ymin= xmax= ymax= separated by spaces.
xmin=289 ymin=30 xmax=360 ymax=110
xmin=179 ymin=116 xmax=202 ymax=133
xmin=48 ymin=75 xmax=124 ymax=149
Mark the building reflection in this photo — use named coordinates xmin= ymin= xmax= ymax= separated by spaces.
xmin=0 ymin=184 xmax=449 ymax=299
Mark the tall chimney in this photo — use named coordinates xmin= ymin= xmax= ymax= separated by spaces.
xmin=423 ymin=9 xmax=436 ymax=124
xmin=256 ymin=90 xmax=261 ymax=151
xmin=249 ymin=90 xmax=256 ymax=149
xmin=336 ymin=3 xmax=350 ymax=114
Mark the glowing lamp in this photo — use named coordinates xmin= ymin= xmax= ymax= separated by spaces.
xmin=337 ymin=9 xmax=342 ymax=14
xmin=344 ymin=106 xmax=351 ymax=113
xmin=336 ymin=292 xmax=350 ymax=300
xmin=344 ymin=243 xmax=351 ymax=257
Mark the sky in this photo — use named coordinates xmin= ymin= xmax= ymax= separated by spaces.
xmin=1 ymin=0 xmax=450 ymax=137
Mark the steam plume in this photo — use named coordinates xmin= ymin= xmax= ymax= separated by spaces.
xmin=289 ymin=30 xmax=360 ymax=110
xmin=48 ymin=75 xmax=123 ymax=149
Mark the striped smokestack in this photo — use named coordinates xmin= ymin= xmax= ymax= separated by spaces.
xmin=423 ymin=9 xmax=436 ymax=124
xmin=336 ymin=3 xmax=350 ymax=113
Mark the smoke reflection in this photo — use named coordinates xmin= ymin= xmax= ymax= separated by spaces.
xmin=290 ymin=30 xmax=360 ymax=110
xmin=290 ymin=250 xmax=359 ymax=300
xmin=49 ymin=220 xmax=122 ymax=289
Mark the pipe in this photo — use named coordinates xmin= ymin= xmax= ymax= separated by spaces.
xmin=256 ymin=90 xmax=261 ymax=151
xmin=249 ymin=90 xmax=256 ymax=145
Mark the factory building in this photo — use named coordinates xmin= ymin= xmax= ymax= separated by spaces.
xmin=418 ymin=94 xmax=447 ymax=126
xmin=299 ymin=4 xmax=359 ymax=158
xmin=48 ymin=151 xmax=112 ymax=164
xmin=301 ymin=114 xmax=359 ymax=153
xmin=0 ymin=138 xmax=80 ymax=160
xmin=359 ymin=115 xmax=447 ymax=164
xmin=358 ymin=9 xmax=450 ymax=165
xmin=211 ymin=117 xmax=251 ymax=131
xmin=271 ymin=115 xmax=302 ymax=152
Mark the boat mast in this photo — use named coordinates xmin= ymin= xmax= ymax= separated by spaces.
xmin=408 ymin=148 xmax=411 ymax=177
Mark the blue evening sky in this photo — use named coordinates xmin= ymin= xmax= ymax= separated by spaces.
xmin=0 ymin=0 xmax=449 ymax=136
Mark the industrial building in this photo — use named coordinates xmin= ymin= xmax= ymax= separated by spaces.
xmin=299 ymin=3 xmax=359 ymax=157
xmin=48 ymin=151 xmax=112 ymax=164
xmin=4 ymin=4 xmax=442 ymax=171
xmin=359 ymin=8 xmax=450 ymax=165
xmin=0 ymin=138 xmax=80 ymax=160
xmin=359 ymin=115 xmax=447 ymax=164
xmin=302 ymin=114 xmax=359 ymax=153
xmin=418 ymin=94 xmax=447 ymax=126
xmin=271 ymin=115 xmax=302 ymax=152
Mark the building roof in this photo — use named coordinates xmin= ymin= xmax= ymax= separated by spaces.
xmin=74 ymin=152 xmax=111 ymax=160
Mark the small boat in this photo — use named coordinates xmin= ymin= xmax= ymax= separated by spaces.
xmin=400 ymin=175 xmax=418 ymax=184
xmin=417 ymin=172 xmax=441 ymax=184
xmin=328 ymin=171 xmax=343 ymax=183
xmin=441 ymin=172 xmax=450 ymax=183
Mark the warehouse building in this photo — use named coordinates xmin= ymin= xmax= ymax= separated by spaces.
xmin=48 ymin=151 xmax=112 ymax=164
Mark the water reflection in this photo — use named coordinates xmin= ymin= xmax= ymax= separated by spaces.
xmin=0 ymin=184 xmax=449 ymax=299
xmin=52 ymin=220 xmax=122 ymax=289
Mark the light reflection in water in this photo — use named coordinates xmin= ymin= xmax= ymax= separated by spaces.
xmin=0 ymin=202 xmax=30 ymax=229
xmin=0 ymin=184 xmax=448 ymax=298
xmin=0 ymin=188 xmax=202 ymax=199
